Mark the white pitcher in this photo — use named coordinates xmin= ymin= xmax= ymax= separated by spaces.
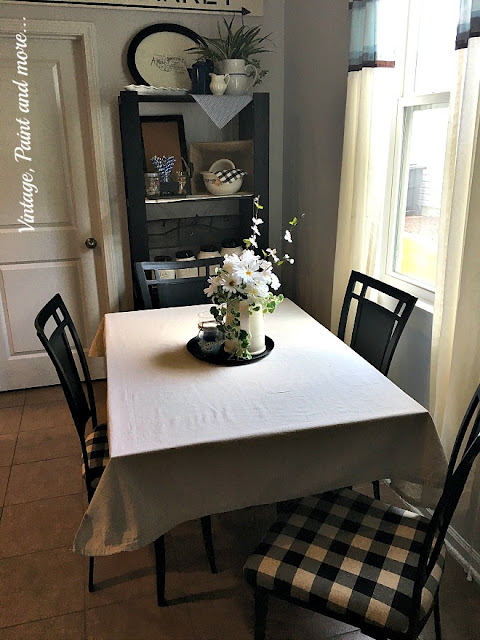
xmin=209 ymin=73 xmax=230 ymax=96
xmin=217 ymin=59 xmax=258 ymax=96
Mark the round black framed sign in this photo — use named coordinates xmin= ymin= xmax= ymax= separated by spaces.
xmin=127 ymin=23 xmax=203 ymax=89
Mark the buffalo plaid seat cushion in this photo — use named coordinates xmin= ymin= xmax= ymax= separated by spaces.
xmin=244 ymin=488 xmax=445 ymax=634
xmin=81 ymin=424 xmax=109 ymax=489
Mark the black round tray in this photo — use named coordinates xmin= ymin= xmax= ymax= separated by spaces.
xmin=187 ymin=336 xmax=274 ymax=366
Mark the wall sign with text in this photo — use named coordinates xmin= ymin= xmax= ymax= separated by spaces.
xmin=6 ymin=0 xmax=264 ymax=16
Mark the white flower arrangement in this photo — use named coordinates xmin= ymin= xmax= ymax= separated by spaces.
xmin=205 ymin=197 xmax=300 ymax=358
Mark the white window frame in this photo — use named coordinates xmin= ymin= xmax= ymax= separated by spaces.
xmin=380 ymin=0 xmax=453 ymax=306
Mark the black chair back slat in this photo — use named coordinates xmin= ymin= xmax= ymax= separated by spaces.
xmin=49 ymin=323 xmax=91 ymax=428
xmin=351 ymin=297 xmax=398 ymax=371
xmin=338 ymin=270 xmax=417 ymax=375
xmin=35 ymin=294 xmax=99 ymax=499
xmin=135 ymin=259 xmax=223 ymax=309
xmin=411 ymin=385 xmax=480 ymax=623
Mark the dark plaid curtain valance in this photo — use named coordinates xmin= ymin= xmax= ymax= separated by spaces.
xmin=456 ymin=0 xmax=480 ymax=49
xmin=348 ymin=0 xmax=395 ymax=72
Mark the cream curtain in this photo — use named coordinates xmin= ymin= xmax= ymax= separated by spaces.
xmin=427 ymin=0 xmax=480 ymax=554
xmin=430 ymin=39 xmax=480 ymax=452
xmin=430 ymin=40 xmax=480 ymax=448
xmin=330 ymin=69 xmax=396 ymax=331
xmin=330 ymin=0 xmax=396 ymax=331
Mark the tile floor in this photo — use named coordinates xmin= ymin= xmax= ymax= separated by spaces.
xmin=1 ymin=383 xmax=480 ymax=639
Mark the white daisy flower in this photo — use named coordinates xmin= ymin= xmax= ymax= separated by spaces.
xmin=245 ymin=281 xmax=269 ymax=302
xmin=270 ymin=272 xmax=281 ymax=290
xmin=219 ymin=272 xmax=241 ymax=293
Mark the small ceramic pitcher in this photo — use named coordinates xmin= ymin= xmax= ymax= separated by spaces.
xmin=209 ymin=73 xmax=230 ymax=96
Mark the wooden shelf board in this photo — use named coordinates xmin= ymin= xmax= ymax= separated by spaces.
xmin=145 ymin=192 xmax=253 ymax=205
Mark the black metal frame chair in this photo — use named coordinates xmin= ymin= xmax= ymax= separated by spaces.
xmin=35 ymin=293 xmax=217 ymax=606
xmin=338 ymin=270 xmax=417 ymax=376
xmin=135 ymin=259 xmax=222 ymax=309
xmin=244 ymin=385 xmax=480 ymax=640
xmin=339 ymin=271 xmax=417 ymax=499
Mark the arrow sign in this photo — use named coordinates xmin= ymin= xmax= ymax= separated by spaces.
xmin=5 ymin=0 xmax=263 ymax=16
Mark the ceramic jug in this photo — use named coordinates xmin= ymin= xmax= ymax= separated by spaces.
xmin=187 ymin=60 xmax=214 ymax=94
xmin=217 ymin=59 xmax=258 ymax=96
xmin=209 ymin=73 xmax=230 ymax=96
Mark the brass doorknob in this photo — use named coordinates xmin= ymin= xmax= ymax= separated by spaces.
xmin=85 ymin=238 xmax=98 ymax=249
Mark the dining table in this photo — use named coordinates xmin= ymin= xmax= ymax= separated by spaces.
xmin=74 ymin=299 xmax=447 ymax=557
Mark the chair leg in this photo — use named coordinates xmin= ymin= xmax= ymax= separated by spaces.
xmin=254 ymin=588 xmax=269 ymax=640
xmin=88 ymin=557 xmax=95 ymax=592
xmin=373 ymin=480 xmax=380 ymax=500
xmin=434 ymin=592 xmax=442 ymax=640
xmin=200 ymin=515 xmax=217 ymax=574
xmin=154 ymin=536 xmax=167 ymax=607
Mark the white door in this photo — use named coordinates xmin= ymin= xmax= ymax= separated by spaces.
xmin=0 ymin=20 xmax=115 ymax=390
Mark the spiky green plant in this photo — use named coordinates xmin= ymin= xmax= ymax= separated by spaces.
xmin=187 ymin=16 xmax=274 ymax=85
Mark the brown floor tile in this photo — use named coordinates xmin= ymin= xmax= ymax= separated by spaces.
xmin=24 ymin=385 xmax=66 ymax=405
xmin=0 ymin=435 xmax=16 ymax=468
xmin=171 ymin=518 xmax=240 ymax=596
xmin=4 ymin=455 xmax=82 ymax=505
xmin=0 ymin=468 xmax=8 ymax=506
xmin=14 ymin=424 xmax=79 ymax=465
xmin=0 ymin=547 xmax=85 ymax=628
xmin=92 ymin=380 xmax=107 ymax=403
xmin=0 ymin=611 xmax=85 ymax=640
xmin=0 ymin=390 xmax=25 ymax=410
xmin=265 ymin=597 xmax=357 ymax=640
xmin=0 ymin=494 xmax=84 ymax=558
xmin=86 ymin=595 xmax=195 ymax=640
xmin=85 ymin=544 xmax=159 ymax=609
xmin=20 ymin=400 xmax=73 ymax=432
xmin=0 ymin=408 xmax=22 ymax=436
xmin=188 ymin=590 xmax=254 ymax=640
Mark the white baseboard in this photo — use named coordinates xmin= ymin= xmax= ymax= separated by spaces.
xmin=443 ymin=523 xmax=480 ymax=585
xmin=388 ymin=482 xmax=480 ymax=586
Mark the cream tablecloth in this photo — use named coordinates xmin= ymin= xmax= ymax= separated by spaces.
xmin=74 ymin=299 xmax=447 ymax=556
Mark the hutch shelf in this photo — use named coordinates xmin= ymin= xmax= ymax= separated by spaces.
xmin=118 ymin=91 xmax=270 ymax=308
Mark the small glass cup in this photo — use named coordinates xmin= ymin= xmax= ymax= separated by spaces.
xmin=176 ymin=171 xmax=188 ymax=196
xmin=145 ymin=172 xmax=160 ymax=198
xmin=197 ymin=311 xmax=223 ymax=355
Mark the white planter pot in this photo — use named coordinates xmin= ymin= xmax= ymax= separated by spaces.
xmin=224 ymin=299 xmax=266 ymax=356
xmin=217 ymin=59 xmax=257 ymax=96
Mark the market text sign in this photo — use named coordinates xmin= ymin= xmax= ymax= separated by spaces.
xmin=8 ymin=0 xmax=264 ymax=16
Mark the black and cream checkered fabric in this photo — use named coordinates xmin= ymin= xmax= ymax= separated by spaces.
xmin=214 ymin=169 xmax=247 ymax=184
xmin=244 ymin=489 xmax=445 ymax=634
xmin=81 ymin=425 xmax=109 ymax=490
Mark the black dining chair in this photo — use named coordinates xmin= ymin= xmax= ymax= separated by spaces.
xmin=135 ymin=259 xmax=222 ymax=309
xmin=35 ymin=293 xmax=217 ymax=606
xmin=338 ymin=270 xmax=417 ymax=376
xmin=338 ymin=271 xmax=417 ymax=499
xmin=244 ymin=385 xmax=480 ymax=640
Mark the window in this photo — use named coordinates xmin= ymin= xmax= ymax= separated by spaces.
xmin=382 ymin=0 xmax=459 ymax=302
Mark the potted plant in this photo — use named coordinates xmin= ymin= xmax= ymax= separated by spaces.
xmin=187 ymin=16 xmax=273 ymax=93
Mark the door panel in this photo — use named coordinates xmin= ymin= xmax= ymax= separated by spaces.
xmin=1 ymin=262 xmax=84 ymax=354
xmin=0 ymin=24 xmax=109 ymax=389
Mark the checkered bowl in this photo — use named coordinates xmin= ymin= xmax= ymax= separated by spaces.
xmin=201 ymin=171 xmax=243 ymax=196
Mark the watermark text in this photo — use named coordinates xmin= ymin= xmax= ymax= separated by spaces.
xmin=12 ymin=20 xmax=37 ymax=232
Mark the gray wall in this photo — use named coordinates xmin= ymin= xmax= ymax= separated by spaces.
xmin=282 ymin=0 xmax=349 ymax=328
xmin=3 ymin=1 xmax=285 ymax=309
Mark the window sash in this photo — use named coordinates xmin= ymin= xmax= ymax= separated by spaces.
xmin=382 ymin=93 xmax=450 ymax=303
